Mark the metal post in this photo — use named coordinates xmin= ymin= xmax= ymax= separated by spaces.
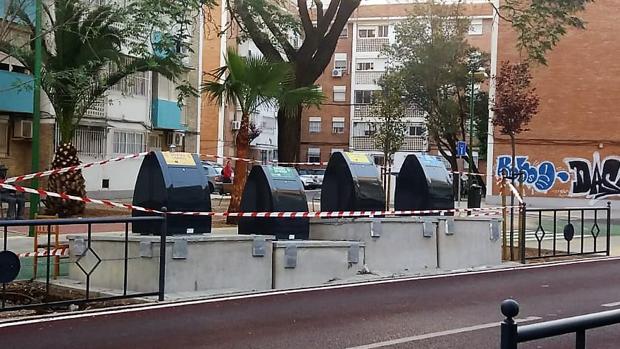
xmin=158 ymin=207 xmax=168 ymax=301
xmin=575 ymin=329 xmax=586 ymax=349
xmin=500 ymin=299 xmax=519 ymax=349
xmin=519 ymin=202 xmax=527 ymax=264
xmin=468 ymin=69 xmax=475 ymax=190
xmin=501 ymin=179 xmax=507 ymax=260
xmin=28 ymin=0 xmax=43 ymax=236
xmin=606 ymin=201 xmax=611 ymax=257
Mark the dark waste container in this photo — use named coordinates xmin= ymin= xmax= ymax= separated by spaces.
xmin=321 ymin=152 xmax=385 ymax=211
xmin=238 ymin=165 xmax=309 ymax=240
xmin=133 ymin=151 xmax=212 ymax=235
xmin=467 ymin=184 xmax=482 ymax=209
xmin=394 ymin=154 xmax=454 ymax=212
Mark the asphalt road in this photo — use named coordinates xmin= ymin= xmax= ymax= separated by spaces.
xmin=2 ymin=258 xmax=620 ymax=348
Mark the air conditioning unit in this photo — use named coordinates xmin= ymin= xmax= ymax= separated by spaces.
xmin=14 ymin=119 xmax=33 ymax=139
xmin=231 ymin=120 xmax=241 ymax=130
xmin=332 ymin=69 xmax=343 ymax=77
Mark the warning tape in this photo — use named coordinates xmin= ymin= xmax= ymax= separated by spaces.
xmin=18 ymin=247 xmax=68 ymax=258
xmin=2 ymin=152 xmax=149 ymax=184
xmin=0 ymin=180 xmax=512 ymax=219
xmin=0 ymin=182 xmax=160 ymax=214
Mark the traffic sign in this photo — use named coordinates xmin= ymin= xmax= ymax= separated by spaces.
xmin=456 ymin=141 xmax=467 ymax=157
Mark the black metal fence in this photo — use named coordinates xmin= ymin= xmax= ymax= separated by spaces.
xmin=500 ymin=299 xmax=620 ymax=349
xmin=0 ymin=215 xmax=167 ymax=312
xmin=504 ymin=200 xmax=612 ymax=263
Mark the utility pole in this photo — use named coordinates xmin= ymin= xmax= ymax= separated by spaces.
xmin=29 ymin=0 xmax=42 ymax=232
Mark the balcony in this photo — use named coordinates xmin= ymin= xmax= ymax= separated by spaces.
xmin=84 ymin=98 xmax=106 ymax=119
xmin=152 ymin=98 xmax=183 ymax=130
xmin=355 ymin=71 xmax=384 ymax=85
xmin=353 ymin=105 xmax=426 ymax=119
xmin=351 ymin=136 xmax=428 ymax=152
xmin=356 ymin=37 xmax=389 ymax=53
xmin=0 ymin=70 xmax=34 ymax=114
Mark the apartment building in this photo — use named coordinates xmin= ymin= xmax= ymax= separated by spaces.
xmin=0 ymin=4 xmax=203 ymax=199
xmin=301 ymin=1 xmax=496 ymax=166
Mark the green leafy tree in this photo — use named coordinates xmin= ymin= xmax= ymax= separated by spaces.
xmin=202 ymin=48 xmax=323 ymax=221
xmin=494 ymin=0 xmax=593 ymax=65
xmin=225 ymin=0 xmax=360 ymax=162
xmin=371 ymin=75 xmax=406 ymax=208
xmin=385 ymin=1 xmax=488 ymax=193
xmin=0 ymin=0 xmax=210 ymax=216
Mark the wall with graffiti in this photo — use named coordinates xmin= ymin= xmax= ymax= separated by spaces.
xmin=496 ymin=152 xmax=620 ymax=200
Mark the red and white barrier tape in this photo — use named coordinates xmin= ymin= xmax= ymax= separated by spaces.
xmin=18 ymin=247 xmax=68 ymax=258
xmin=0 ymin=182 xmax=161 ymax=214
xmin=3 ymin=152 xmax=149 ymax=184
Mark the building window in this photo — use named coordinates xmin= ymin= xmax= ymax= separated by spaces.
xmin=332 ymin=117 xmax=345 ymax=134
xmin=408 ymin=125 xmax=426 ymax=136
xmin=355 ymin=90 xmax=373 ymax=104
xmin=358 ymin=28 xmax=376 ymax=38
xmin=109 ymin=56 xmax=150 ymax=96
xmin=377 ymin=25 xmax=389 ymax=38
xmin=340 ymin=26 xmax=348 ymax=38
xmin=55 ymin=125 xmax=107 ymax=158
xmin=113 ymin=130 xmax=145 ymax=154
xmin=0 ymin=118 xmax=8 ymax=157
xmin=308 ymin=117 xmax=321 ymax=133
xmin=334 ymin=53 xmax=347 ymax=73
xmin=333 ymin=86 xmax=346 ymax=102
xmin=148 ymin=133 xmax=162 ymax=150
xmin=356 ymin=62 xmax=374 ymax=71
xmin=469 ymin=19 xmax=483 ymax=35
xmin=307 ymin=148 xmax=321 ymax=163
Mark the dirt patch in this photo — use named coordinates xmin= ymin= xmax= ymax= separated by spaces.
xmin=0 ymin=280 xmax=146 ymax=320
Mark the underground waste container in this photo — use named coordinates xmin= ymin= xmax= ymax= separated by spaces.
xmin=238 ymin=165 xmax=309 ymax=240
xmin=321 ymin=151 xmax=385 ymax=211
xmin=394 ymin=154 xmax=454 ymax=212
xmin=132 ymin=151 xmax=212 ymax=235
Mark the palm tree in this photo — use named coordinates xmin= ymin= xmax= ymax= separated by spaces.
xmin=202 ymin=49 xmax=323 ymax=222
xmin=0 ymin=0 xmax=194 ymax=216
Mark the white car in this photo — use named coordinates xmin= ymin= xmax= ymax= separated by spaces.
xmin=298 ymin=169 xmax=325 ymax=189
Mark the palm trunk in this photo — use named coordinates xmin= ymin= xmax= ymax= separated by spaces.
xmin=226 ymin=112 xmax=251 ymax=224
xmin=45 ymin=142 xmax=86 ymax=217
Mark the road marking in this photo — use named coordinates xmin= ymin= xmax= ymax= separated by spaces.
xmin=345 ymin=316 xmax=542 ymax=349
xmin=0 ymin=256 xmax=618 ymax=328
xmin=601 ymin=302 xmax=620 ymax=308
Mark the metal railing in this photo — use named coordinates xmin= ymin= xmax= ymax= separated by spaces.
xmin=501 ymin=299 xmax=620 ymax=349
xmin=350 ymin=136 xmax=427 ymax=152
xmin=356 ymin=37 xmax=389 ymax=52
xmin=499 ymin=174 xmax=611 ymax=263
xmin=1 ymin=214 xmax=167 ymax=312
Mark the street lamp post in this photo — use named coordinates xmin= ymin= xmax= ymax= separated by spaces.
xmin=467 ymin=66 xmax=487 ymax=185
xmin=29 ymin=0 xmax=42 ymax=232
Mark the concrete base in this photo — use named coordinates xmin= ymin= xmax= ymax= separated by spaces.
xmin=272 ymin=241 xmax=365 ymax=289
xmin=67 ymin=234 xmax=274 ymax=294
xmin=309 ymin=216 xmax=502 ymax=275
xmin=309 ymin=217 xmax=438 ymax=275
xmin=436 ymin=218 xmax=502 ymax=270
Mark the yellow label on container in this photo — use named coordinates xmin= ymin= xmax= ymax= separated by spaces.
xmin=162 ymin=152 xmax=196 ymax=166
xmin=344 ymin=152 xmax=371 ymax=164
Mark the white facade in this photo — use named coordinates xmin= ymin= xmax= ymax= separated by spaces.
xmin=349 ymin=20 xmax=428 ymax=164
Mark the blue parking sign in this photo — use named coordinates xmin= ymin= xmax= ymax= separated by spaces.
xmin=457 ymin=141 xmax=467 ymax=157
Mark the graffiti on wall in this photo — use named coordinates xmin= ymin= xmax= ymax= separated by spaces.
xmin=565 ymin=152 xmax=620 ymax=200
xmin=496 ymin=155 xmax=570 ymax=192
xmin=496 ymin=152 xmax=620 ymax=200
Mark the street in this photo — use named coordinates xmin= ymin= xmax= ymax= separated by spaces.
xmin=2 ymin=257 xmax=620 ymax=348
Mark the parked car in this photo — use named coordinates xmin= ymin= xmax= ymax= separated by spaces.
xmin=298 ymin=168 xmax=325 ymax=190
xmin=202 ymin=162 xmax=223 ymax=194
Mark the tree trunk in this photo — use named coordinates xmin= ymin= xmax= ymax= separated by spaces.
xmin=45 ymin=143 xmax=86 ymax=217
xmin=277 ymin=107 xmax=302 ymax=162
xmin=510 ymin=134 xmax=517 ymax=181
xmin=226 ymin=112 xmax=251 ymax=224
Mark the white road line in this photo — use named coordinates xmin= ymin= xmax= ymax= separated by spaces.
xmin=345 ymin=316 xmax=542 ymax=349
xmin=0 ymin=256 xmax=619 ymax=328
xmin=601 ymin=302 xmax=620 ymax=308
